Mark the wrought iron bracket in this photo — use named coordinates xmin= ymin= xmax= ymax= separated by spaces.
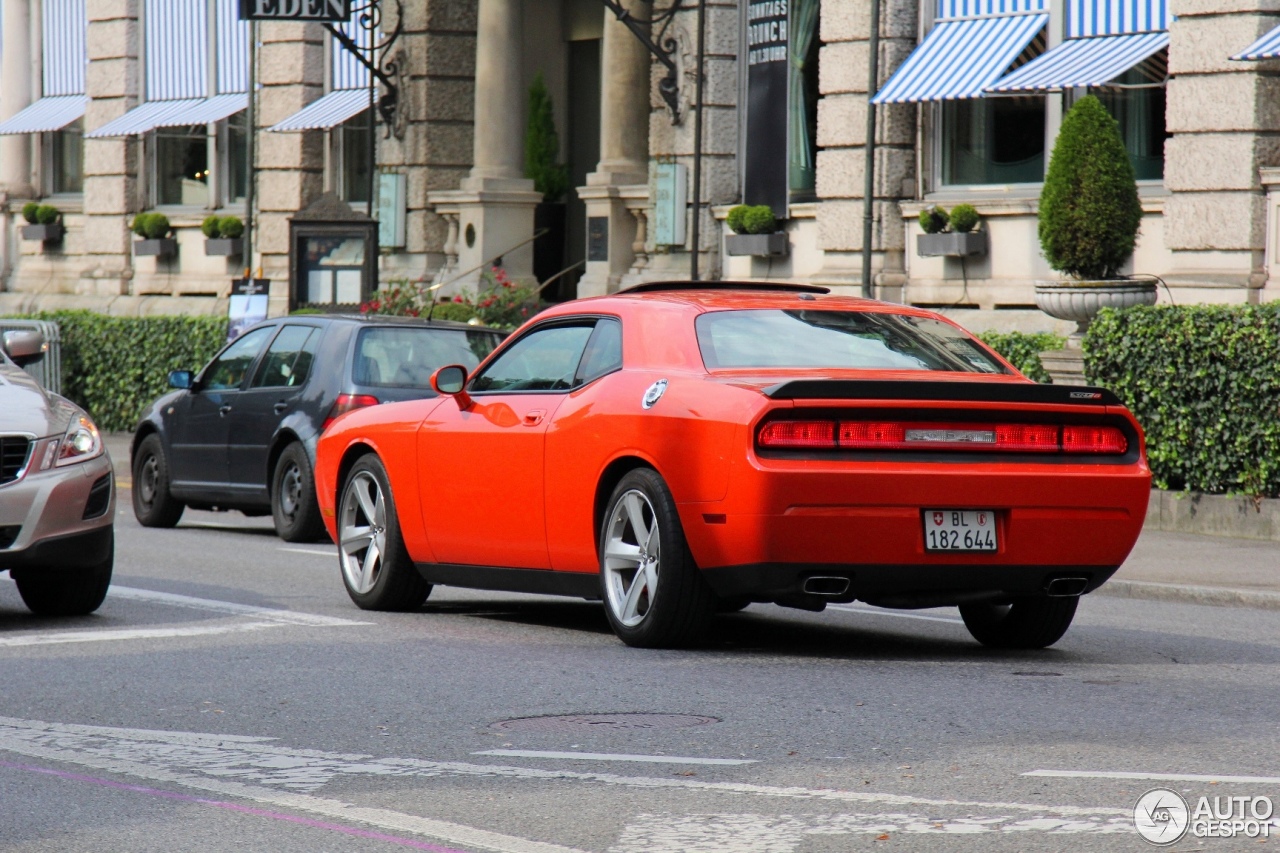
xmin=324 ymin=0 xmax=406 ymax=138
xmin=597 ymin=0 xmax=685 ymax=124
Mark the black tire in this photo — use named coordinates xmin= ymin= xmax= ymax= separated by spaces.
xmin=272 ymin=443 xmax=325 ymax=543
xmin=598 ymin=468 xmax=717 ymax=648
xmin=13 ymin=533 xmax=114 ymax=616
xmin=959 ymin=596 xmax=1079 ymax=649
xmin=132 ymin=434 xmax=184 ymax=527
xmin=337 ymin=455 xmax=432 ymax=611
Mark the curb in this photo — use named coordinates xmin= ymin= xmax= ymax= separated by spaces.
xmin=1097 ymin=579 xmax=1280 ymax=612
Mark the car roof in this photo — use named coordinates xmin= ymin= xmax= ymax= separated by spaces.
xmin=262 ymin=314 xmax=502 ymax=332
xmin=542 ymin=282 xmax=944 ymax=318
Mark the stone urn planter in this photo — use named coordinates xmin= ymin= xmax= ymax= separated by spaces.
xmin=1034 ymin=279 xmax=1157 ymax=341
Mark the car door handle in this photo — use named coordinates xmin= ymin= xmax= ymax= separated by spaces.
xmin=273 ymin=402 xmax=289 ymax=414
xmin=219 ymin=405 xmax=233 ymax=416
xmin=523 ymin=410 xmax=545 ymax=426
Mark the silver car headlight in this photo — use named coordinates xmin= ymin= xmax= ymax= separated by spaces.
xmin=50 ymin=415 xmax=104 ymax=467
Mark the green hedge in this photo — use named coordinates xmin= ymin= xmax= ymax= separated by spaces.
xmin=978 ymin=331 xmax=1063 ymax=384
xmin=16 ymin=311 xmax=228 ymax=432
xmin=1085 ymin=303 xmax=1280 ymax=498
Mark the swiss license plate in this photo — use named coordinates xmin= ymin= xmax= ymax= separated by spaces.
xmin=923 ymin=509 xmax=998 ymax=552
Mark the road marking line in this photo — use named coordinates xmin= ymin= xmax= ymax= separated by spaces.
xmin=0 ymin=734 xmax=586 ymax=853
xmin=279 ymin=547 xmax=338 ymax=557
xmin=0 ymin=622 xmax=283 ymax=648
xmin=474 ymin=750 xmax=755 ymax=766
xmin=828 ymin=605 xmax=964 ymax=625
xmin=1025 ymin=769 xmax=1280 ymax=785
xmin=0 ymin=716 xmax=1126 ymax=818
xmin=106 ymin=585 xmax=371 ymax=627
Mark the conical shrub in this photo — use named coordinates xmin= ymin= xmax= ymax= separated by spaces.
xmin=1038 ymin=95 xmax=1142 ymax=280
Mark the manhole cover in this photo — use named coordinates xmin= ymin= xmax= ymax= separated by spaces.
xmin=490 ymin=713 xmax=720 ymax=733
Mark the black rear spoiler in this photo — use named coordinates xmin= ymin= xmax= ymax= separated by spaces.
xmin=762 ymin=380 xmax=1122 ymax=406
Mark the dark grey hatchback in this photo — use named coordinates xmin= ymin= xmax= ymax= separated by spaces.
xmin=131 ymin=315 xmax=504 ymax=541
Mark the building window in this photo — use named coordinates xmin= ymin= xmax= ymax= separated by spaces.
xmin=339 ymin=109 xmax=372 ymax=205
xmin=940 ymin=96 xmax=1046 ymax=186
xmin=788 ymin=0 xmax=820 ymax=202
xmin=155 ymin=126 xmax=210 ymax=206
xmin=1093 ymin=66 xmax=1167 ymax=182
xmin=49 ymin=120 xmax=84 ymax=194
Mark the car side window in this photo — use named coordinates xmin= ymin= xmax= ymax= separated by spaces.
xmin=202 ymin=327 xmax=275 ymax=391
xmin=251 ymin=325 xmax=320 ymax=389
xmin=576 ymin=318 xmax=623 ymax=385
xmin=470 ymin=323 xmax=595 ymax=393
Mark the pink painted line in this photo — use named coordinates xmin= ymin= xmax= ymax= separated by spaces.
xmin=0 ymin=759 xmax=472 ymax=852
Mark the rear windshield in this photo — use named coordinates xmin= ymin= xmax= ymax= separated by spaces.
xmin=354 ymin=326 xmax=502 ymax=389
xmin=695 ymin=309 xmax=1009 ymax=374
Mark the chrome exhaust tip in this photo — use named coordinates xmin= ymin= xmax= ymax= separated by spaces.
xmin=1045 ymin=577 xmax=1089 ymax=597
xmin=802 ymin=576 xmax=851 ymax=596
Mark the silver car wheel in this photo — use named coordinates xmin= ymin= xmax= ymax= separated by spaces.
xmin=603 ymin=489 xmax=661 ymax=628
xmin=339 ymin=470 xmax=387 ymax=595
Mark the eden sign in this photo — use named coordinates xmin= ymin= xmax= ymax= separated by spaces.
xmin=239 ymin=0 xmax=352 ymax=21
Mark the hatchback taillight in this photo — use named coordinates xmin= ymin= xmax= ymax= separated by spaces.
xmin=758 ymin=419 xmax=1128 ymax=454
xmin=323 ymin=394 xmax=379 ymax=432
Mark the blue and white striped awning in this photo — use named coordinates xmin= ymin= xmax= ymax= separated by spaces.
xmin=0 ymin=0 xmax=87 ymax=135
xmin=87 ymin=100 xmax=207 ymax=137
xmin=1233 ymin=26 xmax=1280 ymax=60
xmin=0 ymin=96 xmax=86 ymax=135
xmin=988 ymin=31 xmax=1168 ymax=91
xmin=268 ymin=11 xmax=375 ymax=131
xmin=872 ymin=11 xmax=1049 ymax=103
xmin=1067 ymin=0 xmax=1169 ymax=37
xmin=269 ymin=89 xmax=372 ymax=132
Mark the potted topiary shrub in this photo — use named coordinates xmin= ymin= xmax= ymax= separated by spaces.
xmin=724 ymin=204 xmax=788 ymax=256
xmin=1034 ymin=95 xmax=1154 ymax=341
xmin=916 ymin=203 xmax=986 ymax=257
xmin=19 ymin=202 xmax=65 ymax=244
xmin=203 ymin=214 xmax=244 ymax=257
xmin=131 ymin=212 xmax=177 ymax=258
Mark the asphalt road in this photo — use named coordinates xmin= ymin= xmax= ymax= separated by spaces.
xmin=3 ymin=498 xmax=1280 ymax=851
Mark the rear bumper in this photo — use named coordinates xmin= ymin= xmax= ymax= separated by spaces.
xmin=702 ymin=561 xmax=1119 ymax=608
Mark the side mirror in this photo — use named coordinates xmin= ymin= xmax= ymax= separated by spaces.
xmin=430 ymin=364 xmax=471 ymax=408
xmin=2 ymin=330 xmax=46 ymax=367
xmin=168 ymin=370 xmax=195 ymax=390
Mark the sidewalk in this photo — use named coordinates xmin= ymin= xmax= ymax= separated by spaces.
xmin=102 ymin=433 xmax=1280 ymax=611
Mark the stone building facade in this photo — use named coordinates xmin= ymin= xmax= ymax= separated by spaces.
xmin=2 ymin=0 xmax=1280 ymax=329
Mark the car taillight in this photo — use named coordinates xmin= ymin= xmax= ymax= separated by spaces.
xmin=1062 ymin=425 xmax=1128 ymax=454
xmin=758 ymin=420 xmax=836 ymax=448
xmin=759 ymin=419 xmax=1129 ymax=454
xmin=323 ymin=394 xmax=379 ymax=432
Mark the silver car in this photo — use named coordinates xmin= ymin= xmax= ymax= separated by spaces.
xmin=0 ymin=330 xmax=114 ymax=615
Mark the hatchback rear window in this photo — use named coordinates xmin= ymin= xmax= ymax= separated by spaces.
xmin=354 ymin=327 xmax=502 ymax=389
xmin=695 ymin=309 xmax=1009 ymax=374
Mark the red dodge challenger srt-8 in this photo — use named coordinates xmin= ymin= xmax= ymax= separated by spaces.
xmin=314 ymin=282 xmax=1151 ymax=649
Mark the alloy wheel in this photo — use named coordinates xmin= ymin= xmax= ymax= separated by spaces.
xmin=603 ymin=489 xmax=661 ymax=628
xmin=340 ymin=470 xmax=387 ymax=595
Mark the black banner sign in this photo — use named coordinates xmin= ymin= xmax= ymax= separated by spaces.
xmin=239 ymin=0 xmax=352 ymax=22
xmin=743 ymin=0 xmax=789 ymax=215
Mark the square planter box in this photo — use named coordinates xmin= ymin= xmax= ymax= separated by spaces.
xmin=916 ymin=231 xmax=987 ymax=257
xmin=205 ymin=238 xmax=243 ymax=257
xmin=20 ymin=223 xmax=64 ymax=244
xmin=725 ymin=232 xmax=789 ymax=257
xmin=134 ymin=238 xmax=178 ymax=259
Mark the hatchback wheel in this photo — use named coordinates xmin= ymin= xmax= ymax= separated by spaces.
xmin=338 ymin=455 xmax=431 ymax=611
xmin=599 ymin=469 xmax=717 ymax=648
xmin=959 ymin=596 xmax=1079 ymax=649
xmin=132 ymin=434 xmax=184 ymax=527
xmin=272 ymin=443 xmax=325 ymax=542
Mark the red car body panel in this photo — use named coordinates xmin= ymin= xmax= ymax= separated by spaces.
xmin=314 ymin=289 xmax=1151 ymax=607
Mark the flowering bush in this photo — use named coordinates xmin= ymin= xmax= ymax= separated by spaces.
xmin=360 ymin=267 xmax=543 ymax=331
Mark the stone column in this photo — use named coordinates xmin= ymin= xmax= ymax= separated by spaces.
xmin=577 ymin=0 xmax=651 ymax=296
xmin=0 ymin=0 xmax=36 ymax=198
xmin=429 ymin=0 xmax=541 ymax=289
